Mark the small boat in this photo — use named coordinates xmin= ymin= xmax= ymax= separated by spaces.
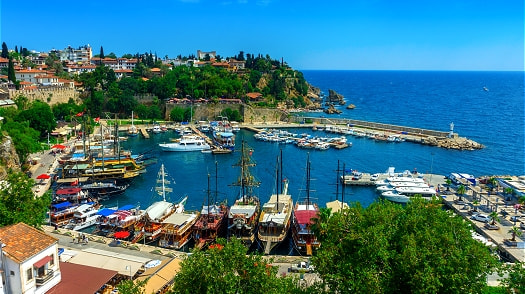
xmin=152 ymin=125 xmax=161 ymax=134
xmin=159 ymin=135 xmax=211 ymax=152
xmin=228 ymin=141 xmax=261 ymax=246
xmin=291 ymin=154 xmax=320 ymax=256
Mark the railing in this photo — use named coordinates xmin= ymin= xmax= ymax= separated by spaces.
xmin=36 ymin=269 xmax=54 ymax=286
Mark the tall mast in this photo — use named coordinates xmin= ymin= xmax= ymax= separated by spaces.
xmin=279 ymin=149 xmax=283 ymax=194
xmin=231 ymin=140 xmax=260 ymax=204
xmin=336 ymin=160 xmax=340 ymax=201
xmin=342 ymin=163 xmax=346 ymax=209
xmin=306 ymin=153 xmax=311 ymax=208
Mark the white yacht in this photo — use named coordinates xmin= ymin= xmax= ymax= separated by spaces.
xmin=382 ymin=186 xmax=437 ymax=203
xmin=159 ymin=135 xmax=211 ymax=152
xmin=376 ymin=181 xmax=430 ymax=192
xmin=375 ymin=176 xmax=426 ymax=186
xmin=65 ymin=203 xmax=100 ymax=231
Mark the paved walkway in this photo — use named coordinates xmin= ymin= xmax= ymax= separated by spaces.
xmin=441 ymin=187 xmax=525 ymax=263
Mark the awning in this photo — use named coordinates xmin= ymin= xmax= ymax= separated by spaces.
xmin=34 ymin=255 xmax=53 ymax=268
xmin=97 ymin=208 xmax=116 ymax=217
xmin=52 ymin=201 xmax=73 ymax=209
xmin=56 ymin=188 xmax=82 ymax=195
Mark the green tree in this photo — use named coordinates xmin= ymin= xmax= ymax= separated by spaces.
xmin=1 ymin=121 xmax=42 ymax=163
xmin=100 ymin=46 xmax=105 ymax=59
xmin=456 ymin=184 xmax=466 ymax=201
xmin=1 ymin=42 xmax=8 ymax=58
xmin=311 ymin=198 xmax=499 ymax=293
xmin=170 ymin=107 xmax=186 ymax=122
xmin=0 ymin=171 xmax=51 ymax=227
xmin=509 ymin=226 xmax=522 ymax=242
xmin=8 ymin=57 xmax=16 ymax=83
xmin=499 ymin=262 xmax=525 ymax=293
xmin=170 ymin=238 xmax=303 ymax=294
xmin=115 ymin=279 xmax=146 ymax=294
xmin=489 ymin=211 xmax=500 ymax=226
xmin=15 ymin=100 xmax=57 ymax=137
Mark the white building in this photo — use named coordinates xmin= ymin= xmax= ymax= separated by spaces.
xmin=0 ymin=223 xmax=61 ymax=294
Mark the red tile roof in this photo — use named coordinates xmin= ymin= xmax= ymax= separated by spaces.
xmin=0 ymin=223 xmax=58 ymax=263
xmin=48 ymin=262 xmax=117 ymax=293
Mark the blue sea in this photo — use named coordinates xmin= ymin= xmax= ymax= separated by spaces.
xmin=104 ymin=71 xmax=525 ymax=213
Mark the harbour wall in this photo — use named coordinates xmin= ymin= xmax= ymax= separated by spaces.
xmin=293 ymin=116 xmax=450 ymax=138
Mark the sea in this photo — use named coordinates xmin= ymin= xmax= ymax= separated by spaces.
xmin=102 ymin=71 xmax=525 ymax=215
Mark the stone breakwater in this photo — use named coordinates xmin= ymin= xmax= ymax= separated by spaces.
xmin=424 ymin=136 xmax=484 ymax=150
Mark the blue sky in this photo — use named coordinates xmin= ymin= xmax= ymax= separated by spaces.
xmin=1 ymin=0 xmax=523 ymax=70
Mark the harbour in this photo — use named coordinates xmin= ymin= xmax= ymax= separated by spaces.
xmin=24 ymin=71 xmax=524 ymax=262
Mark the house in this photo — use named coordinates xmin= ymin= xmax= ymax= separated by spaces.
xmin=15 ymin=68 xmax=46 ymax=84
xmin=197 ymin=50 xmax=216 ymax=60
xmin=0 ymin=223 xmax=61 ymax=294
xmin=0 ymin=57 xmax=8 ymax=69
xmin=246 ymin=92 xmax=263 ymax=102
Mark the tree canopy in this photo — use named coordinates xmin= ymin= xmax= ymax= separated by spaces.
xmin=0 ymin=170 xmax=51 ymax=227
xmin=169 ymin=238 xmax=306 ymax=294
xmin=311 ymin=198 xmax=500 ymax=293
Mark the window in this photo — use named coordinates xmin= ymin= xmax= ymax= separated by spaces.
xmin=49 ymin=255 xmax=54 ymax=266
xmin=26 ymin=268 xmax=33 ymax=281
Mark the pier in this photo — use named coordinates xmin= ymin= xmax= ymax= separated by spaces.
xmin=240 ymin=117 xmax=483 ymax=150
xmin=140 ymin=127 xmax=149 ymax=138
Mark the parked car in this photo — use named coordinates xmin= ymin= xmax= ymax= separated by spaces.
xmin=471 ymin=213 xmax=491 ymax=223
xmin=510 ymin=215 xmax=523 ymax=222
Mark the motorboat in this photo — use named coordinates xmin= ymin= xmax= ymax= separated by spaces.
xmin=65 ymin=202 xmax=101 ymax=231
xmin=376 ymin=181 xmax=430 ymax=192
xmin=152 ymin=125 xmax=161 ymax=134
xmin=381 ymin=186 xmax=437 ymax=204
xmin=375 ymin=176 xmax=426 ymax=186
xmin=159 ymin=135 xmax=211 ymax=152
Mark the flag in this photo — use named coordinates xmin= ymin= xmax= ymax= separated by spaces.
xmin=94 ymin=117 xmax=100 ymax=122
xmin=75 ymin=112 xmax=84 ymax=117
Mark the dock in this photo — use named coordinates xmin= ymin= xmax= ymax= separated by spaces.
xmin=140 ymin=127 xmax=149 ymax=138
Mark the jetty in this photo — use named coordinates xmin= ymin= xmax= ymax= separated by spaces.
xmin=140 ymin=127 xmax=149 ymax=138
xmin=241 ymin=117 xmax=483 ymax=150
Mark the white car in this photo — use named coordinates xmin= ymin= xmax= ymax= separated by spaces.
xmin=471 ymin=213 xmax=491 ymax=223
xmin=509 ymin=215 xmax=523 ymax=222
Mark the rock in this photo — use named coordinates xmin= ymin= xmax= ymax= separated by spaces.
xmin=323 ymin=104 xmax=342 ymax=114
xmin=0 ymin=136 xmax=21 ymax=179
xmin=346 ymin=104 xmax=356 ymax=109
xmin=327 ymin=89 xmax=345 ymax=105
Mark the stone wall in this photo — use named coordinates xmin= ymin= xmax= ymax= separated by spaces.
xmin=164 ymin=102 xmax=288 ymax=123
xmin=9 ymin=87 xmax=80 ymax=106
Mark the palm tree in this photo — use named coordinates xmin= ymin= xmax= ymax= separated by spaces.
xmin=472 ymin=200 xmax=480 ymax=212
xmin=445 ymin=179 xmax=452 ymax=191
xmin=488 ymin=177 xmax=498 ymax=193
xmin=456 ymin=184 xmax=466 ymax=201
xmin=489 ymin=211 xmax=499 ymax=226
xmin=509 ymin=226 xmax=522 ymax=242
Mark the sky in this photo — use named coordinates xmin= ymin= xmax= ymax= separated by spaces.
xmin=1 ymin=0 xmax=523 ymax=70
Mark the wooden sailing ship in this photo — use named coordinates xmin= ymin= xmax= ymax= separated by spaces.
xmin=132 ymin=164 xmax=185 ymax=244
xmin=228 ymin=141 xmax=261 ymax=246
xmin=291 ymin=154 xmax=321 ymax=255
xmin=192 ymin=174 xmax=228 ymax=249
xmin=257 ymin=151 xmax=293 ymax=254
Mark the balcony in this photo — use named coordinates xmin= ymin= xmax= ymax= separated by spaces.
xmin=36 ymin=269 xmax=54 ymax=286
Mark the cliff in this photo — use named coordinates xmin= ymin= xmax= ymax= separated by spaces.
xmin=0 ymin=135 xmax=22 ymax=179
